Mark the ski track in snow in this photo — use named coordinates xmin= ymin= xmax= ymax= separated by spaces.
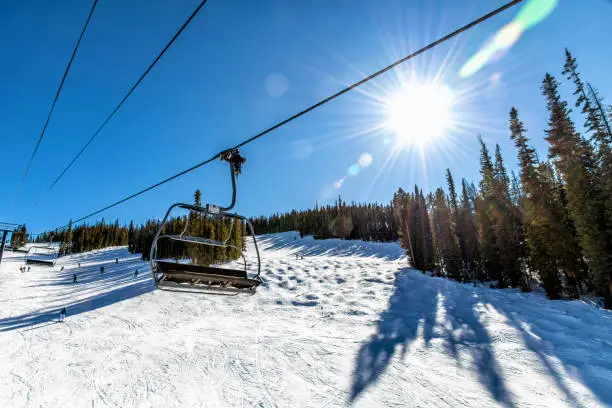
xmin=0 ymin=232 xmax=611 ymax=407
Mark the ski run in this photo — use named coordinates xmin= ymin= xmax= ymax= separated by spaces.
xmin=1 ymin=232 xmax=611 ymax=407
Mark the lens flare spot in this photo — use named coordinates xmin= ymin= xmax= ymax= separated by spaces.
xmin=494 ymin=22 xmax=523 ymax=49
xmin=291 ymin=139 xmax=314 ymax=160
xmin=515 ymin=0 xmax=558 ymax=29
xmin=331 ymin=153 xmax=375 ymax=191
xmin=459 ymin=0 xmax=558 ymax=78
xmin=334 ymin=177 xmax=347 ymax=189
xmin=348 ymin=164 xmax=361 ymax=176
xmin=358 ymin=152 xmax=373 ymax=168
xmin=265 ymin=73 xmax=290 ymax=97
xmin=460 ymin=23 xmax=523 ymax=78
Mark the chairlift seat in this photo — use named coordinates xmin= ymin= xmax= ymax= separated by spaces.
xmin=155 ymin=261 xmax=261 ymax=293
xmin=26 ymin=258 xmax=56 ymax=266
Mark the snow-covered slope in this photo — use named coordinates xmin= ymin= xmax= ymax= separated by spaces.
xmin=0 ymin=232 xmax=610 ymax=407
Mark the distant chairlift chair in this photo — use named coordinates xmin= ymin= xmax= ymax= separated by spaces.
xmin=150 ymin=150 xmax=262 ymax=295
xmin=25 ymin=237 xmax=59 ymax=267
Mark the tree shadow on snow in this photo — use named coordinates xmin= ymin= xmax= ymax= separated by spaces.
xmin=350 ymin=268 xmax=513 ymax=406
xmin=350 ymin=268 xmax=439 ymax=402
xmin=483 ymin=293 xmax=612 ymax=407
xmin=29 ymin=259 xmax=143 ymax=288
xmin=0 ymin=271 xmax=154 ymax=332
xmin=438 ymin=279 xmax=513 ymax=406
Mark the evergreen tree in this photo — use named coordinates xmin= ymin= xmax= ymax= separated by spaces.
xmin=420 ymin=190 xmax=436 ymax=271
xmin=446 ymin=169 xmax=467 ymax=280
xmin=510 ymin=170 xmax=522 ymax=206
xmin=585 ymin=82 xmax=612 ymax=145
xmin=61 ymin=221 xmax=73 ymax=256
xmin=10 ymin=225 xmax=28 ymax=249
xmin=584 ymin=82 xmax=612 ymax=256
xmin=564 ymin=52 xmax=612 ymax=237
xmin=128 ymin=221 xmax=135 ymax=253
xmin=390 ymin=186 xmax=436 ymax=272
xmin=476 ymin=136 xmax=503 ymax=285
xmin=492 ymin=144 xmax=525 ymax=289
xmin=446 ymin=169 xmax=458 ymax=210
xmin=563 ymin=50 xmax=611 ymax=151
xmin=431 ymin=188 xmax=461 ymax=279
xmin=393 ymin=188 xmax=415 ymax=263
xmin=188 ymin=189 xmax=203 ymax=264
xmin=510 ymin=107 xmax=584 ymax=299
xmin=542 ymin=74 xmax=612 ymax=306
xmin=458 ymin=179 xmax=481 ymax=283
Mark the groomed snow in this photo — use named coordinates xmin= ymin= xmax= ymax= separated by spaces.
xmin=0 ymin=232 xmax=611 ymax=407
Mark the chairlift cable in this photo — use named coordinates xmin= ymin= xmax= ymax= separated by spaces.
xmin=37 ymin=0 xmax=210 ymax=203
xmin=14 ymin=0 xmax=99 ymax=203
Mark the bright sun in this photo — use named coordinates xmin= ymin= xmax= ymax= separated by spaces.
xmin=386 ymin=82 xmax=454 ymax=147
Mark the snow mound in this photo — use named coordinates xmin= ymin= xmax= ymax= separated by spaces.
xmin=0 ymin=234 xmax=611 ymax=407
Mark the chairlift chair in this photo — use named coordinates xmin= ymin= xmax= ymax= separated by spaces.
xmin=25 ymin=236 xmax=59 ymax=267
xmin=150 ymin=150 xmax=262 ymax=295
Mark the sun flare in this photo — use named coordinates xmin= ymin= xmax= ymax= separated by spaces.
xmin=385 ymin=82 xmax=454 ymax=147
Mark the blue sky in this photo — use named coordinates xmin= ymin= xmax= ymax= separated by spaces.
xmin=1 ymin=0 xmax=611 ymax=235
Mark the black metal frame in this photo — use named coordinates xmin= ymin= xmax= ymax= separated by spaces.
xmin=0 ymin=222 xmax=22 ymax=268
xmin=149 ymin=150 xmax=262 ymax=295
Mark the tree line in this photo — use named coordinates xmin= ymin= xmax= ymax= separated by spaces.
xmin=250 ymin=200 xmax=398 ymax=242
xmin=33 ymin=219 xmax=129 ymax=256
xmin=28 ymin=189 xmax=245 ymax=267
